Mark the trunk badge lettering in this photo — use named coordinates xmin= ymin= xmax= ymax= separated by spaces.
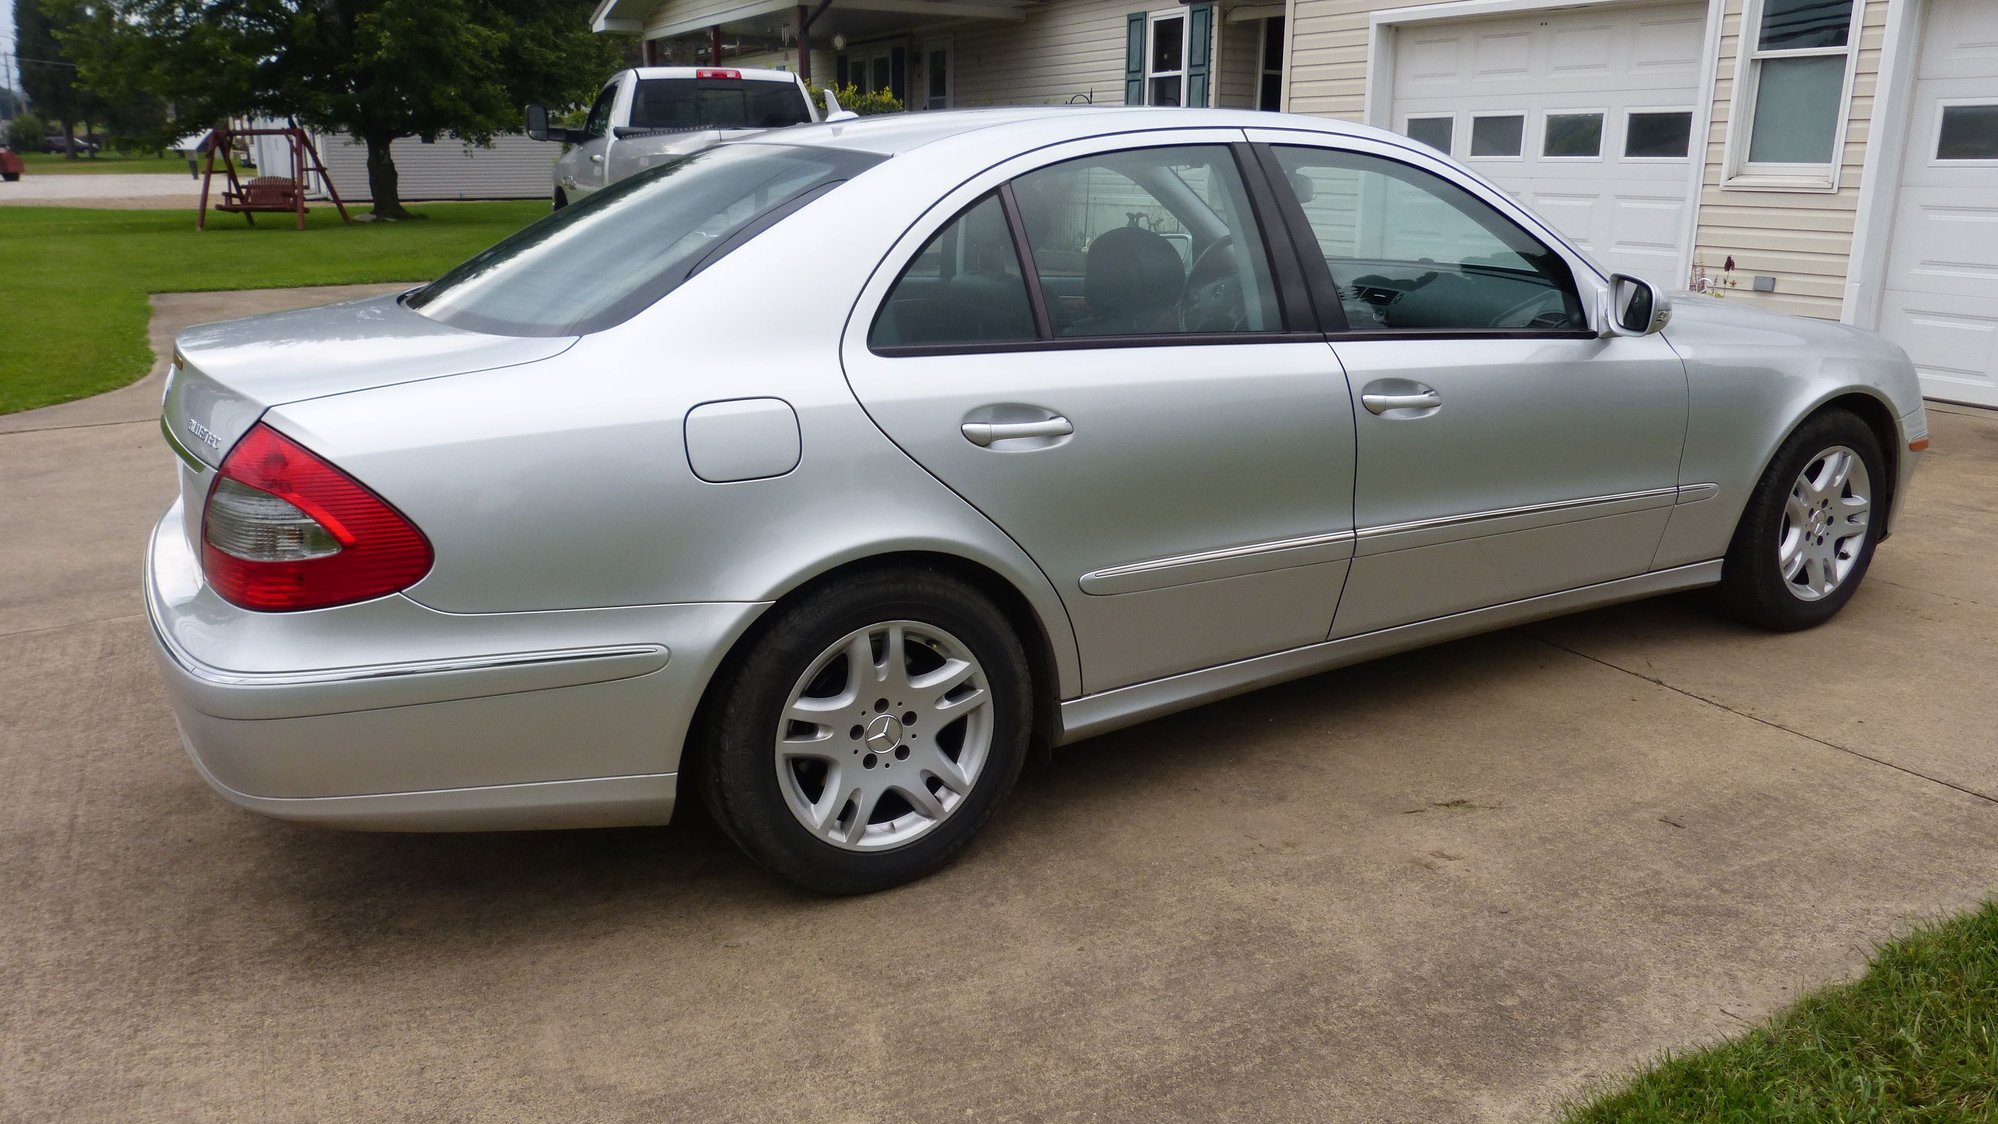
xmin=187 ymin=419 xmax=222 ymax=450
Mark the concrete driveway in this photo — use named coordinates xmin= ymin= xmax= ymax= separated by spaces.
xmin=4 ymin=291 xmax=1996 ymax=1121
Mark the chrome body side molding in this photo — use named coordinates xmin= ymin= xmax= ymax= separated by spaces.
xmin=1055 ymin=560 xmax=1724 ymax=744
xmin=1079 ymin=529 xmax=1358 ymax=595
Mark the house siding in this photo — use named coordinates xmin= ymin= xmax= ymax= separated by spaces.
xmin=952 ymin=0 xmax=1138 ymax=106
xmin=1217 ymin=16 xmax=1263 ymax=108
xmin=1692 ymin=0 xmax=1884 ymax=318
xmin=318 ymin=134 xmax=556 ymax=202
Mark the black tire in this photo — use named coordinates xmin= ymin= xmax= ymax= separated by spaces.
xmin=1717 ymin=409 xmax=1886 ymax=631
xmin=1 ymin=173 xmax=18 ymax=183
xmin=552 ymin=190 xmax=567 ymax=211
xmin=698 ymin=566 xmax=1033 ymax=894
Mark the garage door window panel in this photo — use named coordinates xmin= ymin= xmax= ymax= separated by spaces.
xmin=1728 ymin=0 xmax=1860 ymax=189
xmin=1543 ymin=112 xmax=1605 ymax=160
xmin=1935 ymin=103 xmax=1998 ymax=163
xmin=1270 ymin=146 xmax=1588 ymax=336
xmin=1404 ymin=116 xmax=1454 ymax=155
xmin=1469 ymin=114 xmax=1525 ymax=159
xmin=1625 ymin=110 xmax=1695 ymax=159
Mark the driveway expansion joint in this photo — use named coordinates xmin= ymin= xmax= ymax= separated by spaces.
xmin=1528 ymin=632 xmax=1998 ymax=808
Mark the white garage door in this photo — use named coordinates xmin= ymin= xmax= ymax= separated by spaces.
xmin=1878 ymin=0 xmax=1998 ymax=408
xmin=1384 ymin=1 xmax=1707 ymax=287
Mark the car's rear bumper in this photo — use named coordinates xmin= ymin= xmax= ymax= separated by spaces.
xmin=146 ymin=504 xmax=767 ymax=830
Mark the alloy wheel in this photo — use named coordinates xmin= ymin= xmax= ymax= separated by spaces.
xmin=773 ymin=620 xmax=993 ymax=851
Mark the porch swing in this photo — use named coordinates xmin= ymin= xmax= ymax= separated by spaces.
xmin=196 ymin=124 xmax=351 ymax=230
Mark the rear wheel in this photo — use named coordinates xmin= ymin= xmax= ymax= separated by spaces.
xmin=552 ymin=189 xmax=567 ymax=210
xmin=698 ymin=567 xmax=1032 ymax=893
xmin=1718 ymin=410 xmax=1884 ymax=630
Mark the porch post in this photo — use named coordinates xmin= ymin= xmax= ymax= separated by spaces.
xmin=710 ymin=25 xmax=723 ymax=65
xmin=796 ymin=5 xmax=812 ymax=84
xmin=641 ymin=38 xmax=659 ymax=66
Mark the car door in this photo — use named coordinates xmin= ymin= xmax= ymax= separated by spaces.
xmin=558 ymin=78 xmax=621 ymax=199
xmin=1247 ymin=130 xmax=1690 ymax=638
xmin=841 ymin=132 xmax=1357 ymax=695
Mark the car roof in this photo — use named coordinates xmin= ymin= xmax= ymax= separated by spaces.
xmin=739 ymin=106 xmax=1390 ymax=157
xmin=629 ymin=66 xmax=802 ymax=83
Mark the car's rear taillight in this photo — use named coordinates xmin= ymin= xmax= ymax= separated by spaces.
xmin=201 ymin=422 xmax=432 ymax=611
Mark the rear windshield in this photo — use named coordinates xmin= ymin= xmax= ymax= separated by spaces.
xmin=631 ymin=78 xmax=813 ymax=130
xmin=407 ymin=144 xmax=881 ymax=337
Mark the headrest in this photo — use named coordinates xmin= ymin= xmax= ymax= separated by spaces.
xmin=1083 ymin=226 xmax=1185 ymax=318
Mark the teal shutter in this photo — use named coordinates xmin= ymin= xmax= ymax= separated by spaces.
xmin=1186 ymin=4 xmax=1213 ymax=108
xmin=1125 ymin=12 xmax=1146 ymax=105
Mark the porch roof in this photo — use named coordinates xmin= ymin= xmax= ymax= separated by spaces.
xmin=592 ymin=0 xmax=1034 ymax=40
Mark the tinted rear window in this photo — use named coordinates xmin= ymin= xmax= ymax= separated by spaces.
xmin=631 ymin=78 xmax=813 ymax=130
xmin=407 ymin=144 xmax=882 ymax=337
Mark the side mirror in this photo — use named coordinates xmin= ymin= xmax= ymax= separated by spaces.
xmin=1602 ymin=273 xmax=1671 ymax=337
xmin=525 ymin=104 xmax=552 ymax=142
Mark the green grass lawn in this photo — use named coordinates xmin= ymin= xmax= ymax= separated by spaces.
xmin=15 ymin=151 xmax=193 ymax=175
xmin=0 ymin=201 xmax=546 ymax=414
xmin=1565 ymin=901 xmax=1998 ymax=1122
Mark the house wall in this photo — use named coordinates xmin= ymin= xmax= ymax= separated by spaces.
xmin=1284 ymin=0 xmax=1885 ymax=319
xmin=952 ymin=0 xmax=1138 ymax=106
xmin=317 ymin=134 xmax=556 ymax=202
xmin=726 ymin=46 xmax=836 ymax=80
xmin=1216 ymin=17 xmax=1263 ymax=108
xmin=1691 ymin=0 xmax=1885 ymax=319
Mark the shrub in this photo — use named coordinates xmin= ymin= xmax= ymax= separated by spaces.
xmin=7 ymin=112 xmax=47 ymax=151
xmin=809 ymin=83 xmax=902 ymax=117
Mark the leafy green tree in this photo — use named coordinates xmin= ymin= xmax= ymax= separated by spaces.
xmin=68 ymin=0 xmax=620 ymax=217
xmin=17 ymin=0 xmax=105 ymax=157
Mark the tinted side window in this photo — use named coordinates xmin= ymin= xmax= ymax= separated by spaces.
xmin=870 ymin=194 xmax=1036 ymax=349
xmin=1010 ymin=146 xmax=1281 ymax=336
xmin=1272 ymin=145 xmax=1586 ymax=332
xmin=584 ymin=83 xmax=618 ymax=140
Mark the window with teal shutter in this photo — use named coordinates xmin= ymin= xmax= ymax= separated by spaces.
xmin=1125 ymin=13 xmax=1146 ymax=105
xmin=1185 ymin=4 xmax=1212 ymax=109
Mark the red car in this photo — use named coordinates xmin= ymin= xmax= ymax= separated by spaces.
xmin=0 ymin=145 xmax=23 ymax=182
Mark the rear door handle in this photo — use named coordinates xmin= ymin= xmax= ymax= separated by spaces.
xmin=961 ymin=417 xmax=1073 ymax=446
xmin=1361 ymin=389 xmax=1441 ymax=415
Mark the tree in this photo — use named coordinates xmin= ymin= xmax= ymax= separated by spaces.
xmin=16 ymin=0 xmax=105 ymax=157
xmin=69 ymin=0 xmax=619 ymax=217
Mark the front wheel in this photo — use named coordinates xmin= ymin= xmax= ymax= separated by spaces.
xmin=698 ymin=567 xmax=1033 ymax=893
xmin=1718 ymin=410 xmax=1885 ymax=630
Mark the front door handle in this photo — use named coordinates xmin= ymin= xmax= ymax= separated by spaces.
xmin=1361 ymin=388 xmax=1441 ymax=415
xmin=961 ymin=417 xmax=1073 ymax=446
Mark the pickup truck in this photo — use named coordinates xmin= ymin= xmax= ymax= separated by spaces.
xmin=526 ymin=67 xmax=819 ymax=208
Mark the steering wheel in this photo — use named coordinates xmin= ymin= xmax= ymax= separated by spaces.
xmin=1491 ymin=288 xmax=1571 ymax=330
xmin=1183 ymin=235 xmax=1247 ymax=332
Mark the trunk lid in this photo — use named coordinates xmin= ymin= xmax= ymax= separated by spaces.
xmin=162 ymin=291 xmax=574 ymax=468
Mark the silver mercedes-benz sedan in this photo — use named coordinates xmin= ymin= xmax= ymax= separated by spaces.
xmin=148 ymin=108 xmax=1927 ymax=892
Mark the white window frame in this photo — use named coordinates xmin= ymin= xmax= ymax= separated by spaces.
xmin=1620 ymin=105 xmax=1699 ymax=162
xmin=1541 ymin=108 xmax=1608 ymax=161
xmin=1466 ymin=111 xmax=1528 ymax=161
xmin=1722 ymin=0 xmax=1866 ymax=192
xmin=1145 ymin=10 xmax=1190 ymax=107
xmin=1255 ymin=16 xmax=1284 ymax=112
